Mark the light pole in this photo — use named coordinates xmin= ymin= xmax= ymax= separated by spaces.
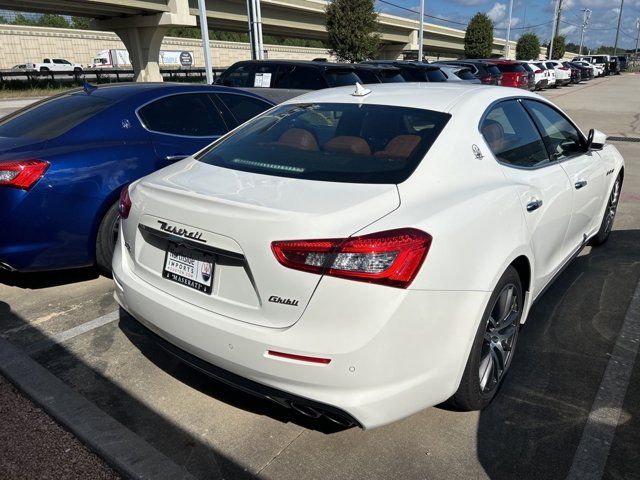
xmin=578 ymin=8 xmax=591 ymax=56
xmin=504 ymin=0 xmax=514 ymax=59
xmin=635 ymin=18 xmax=640 ymax=59
xmin=197 ymin=0 xmax=213 ymax=84
xmin=418 ymin=0 xmax=425 ymax=62
xmin=613 ymin=0 xmax=625 ymax=56
xmin=549 ymin=0 xmax=561 ymax=59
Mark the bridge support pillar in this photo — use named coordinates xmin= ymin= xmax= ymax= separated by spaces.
xmin=115 ymin=26 xmax=167 ymax=82
xmin=93 ymin=0 xmax=195 ymax=82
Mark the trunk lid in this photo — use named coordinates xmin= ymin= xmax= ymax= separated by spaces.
xmin=128 ymin=159 xmax=400 ymax=328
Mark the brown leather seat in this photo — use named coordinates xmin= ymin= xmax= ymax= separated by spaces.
xmin=324 ymin=136 xmax=371 ymax=156
xmin=374 ymin=135 xmax=421 ymax=160
xmin=481 ymin=120 xmax=506 ymax=152
xmin=277 ymin=128 xmax=319 ymax=151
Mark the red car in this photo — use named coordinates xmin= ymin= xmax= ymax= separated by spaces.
xmin=481 ymin=60 xmax=529 ymax=89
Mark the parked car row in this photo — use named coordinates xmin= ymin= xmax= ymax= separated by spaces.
xmin=216 ymin=56 xmax=614 ymax=97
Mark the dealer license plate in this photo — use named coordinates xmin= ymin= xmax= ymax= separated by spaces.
xmin=162 ymin=243 xmax=214 ymax=294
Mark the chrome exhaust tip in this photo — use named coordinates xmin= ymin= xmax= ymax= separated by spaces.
xmin=323 ymin=411 xmax=355 ymax=428
xmin=0 ymin=261 xmax=16 ymax=272
xmin=290 ymin=402 xmax=322 ymax=419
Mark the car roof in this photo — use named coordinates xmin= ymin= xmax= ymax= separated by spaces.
xmin=55 ymin=82 xmax=273 ymax=103
xmin=362 ymin=60 xmax=440 ymax=70
xmin=279 ymin=82 xmax=540 ymax=114
xmin=230 ymin=59 xmax=356 ymax=69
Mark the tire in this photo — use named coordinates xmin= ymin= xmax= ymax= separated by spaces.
xmin=591 ymin=174 xmax=622 ymax=246
xmin=95 ymin=201 xmax=120 ymax=273
xmin=73 ymin=67 xmax=82 ymax=75
xmin=449 ymin=266 xmax=523 ymax=411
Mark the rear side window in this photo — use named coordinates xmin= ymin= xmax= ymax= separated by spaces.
xmin=215 ymin=93 xmax=272 ymax=125
xmin=138 ymin=93 xmax=227 ymax=137
xmin=481 ymin=100 xmax=549 ymax=168
xmin=456 ymin=68 xmax=477 ymax=80
xmin=0 ymin=93 xmax=114 ymax=139
xmin=197 ymin=103 xmax=450 ymax=184
xmin=426 ymin=69 xmax=447 ymax=82
xmin=325 ymin=69 xmax=361 ymax=87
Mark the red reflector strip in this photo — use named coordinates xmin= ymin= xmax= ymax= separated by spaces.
xmin=267 ymin=350 xmax=331 ymax=364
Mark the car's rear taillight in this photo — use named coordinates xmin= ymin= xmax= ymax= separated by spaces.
xmin=560 ymin=66 xmax=569 ymax=71
xmin=119 ymin=184 xmax=131 ymax=219
xmin=271 ymin=228 xmax=432 ymax=288
xmin=0 ymin=159 xmax=49 ymax=190
xmin=535 ymin=69 xmax=543 ymax=74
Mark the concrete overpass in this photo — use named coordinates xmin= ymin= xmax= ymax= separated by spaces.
xmin=0 ymin=0 xmax=518 ymax=81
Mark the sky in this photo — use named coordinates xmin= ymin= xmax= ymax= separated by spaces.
xmin=375 ymin=0 xmax=640 ymax=51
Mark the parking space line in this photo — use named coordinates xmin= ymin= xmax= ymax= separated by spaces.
xmin=567 ymin=277 xmax=640 ymax=480
xmin=25 ymin=310 xmax=119 ymax=355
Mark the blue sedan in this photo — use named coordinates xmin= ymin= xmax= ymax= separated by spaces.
xmin=0 ymin=83 xmax=274 ymax=272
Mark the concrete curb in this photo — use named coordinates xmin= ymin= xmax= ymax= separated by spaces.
xmin=0 ymin=336 xmax=196 ymax=480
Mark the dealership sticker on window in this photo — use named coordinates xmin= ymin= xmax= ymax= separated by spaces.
xmin=254 ymin=72 xmax=272 ymax=88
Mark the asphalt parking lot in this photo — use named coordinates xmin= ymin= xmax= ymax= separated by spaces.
xmin=1 ymin=75 xmax=639 ymax=480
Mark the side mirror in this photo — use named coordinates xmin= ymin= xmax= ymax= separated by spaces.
xmin=586 ymin=128 xmax=607 ymax=151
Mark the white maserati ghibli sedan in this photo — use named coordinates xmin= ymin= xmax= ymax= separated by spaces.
xmin=113 ymin=83 xmax=624 ymax=429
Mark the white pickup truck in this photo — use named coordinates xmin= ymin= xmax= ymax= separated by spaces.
xmin=23 ymin=58 xmax=83 ymax=75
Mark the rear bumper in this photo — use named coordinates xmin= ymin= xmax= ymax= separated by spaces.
xmin=113 ymin=234 xmax=491 ymax=429
xmin=536 ymin=79 xmax=548 ymax=89
xmin=127 ymin=313 xmax=361 ymax=427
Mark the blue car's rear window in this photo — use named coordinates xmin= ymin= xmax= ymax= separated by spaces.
xmin=0 ymin=93 xmax=114 ymax=139
xmin=196 ymin=103 xmax=450 ymax=184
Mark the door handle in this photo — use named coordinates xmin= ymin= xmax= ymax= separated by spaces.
xmin=164 ymin=154 xmax=188 ymax=162
xmin=574 ymin=180 xmax=588 ymax=189
xmin=526 ymin=199 xmax=543 ymax=212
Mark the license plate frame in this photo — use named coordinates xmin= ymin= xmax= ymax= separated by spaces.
xmin=162 ymin=242 xmax=215 ymax=294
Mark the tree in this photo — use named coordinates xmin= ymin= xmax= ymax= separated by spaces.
xmin=548 ymin=35 xmax=565 ymax=59
xmin=326 ymin=0 xmax=380 ymax=62
xmin=464 ymin=13 xmax=493 ymax=59
xmin=595 ymin=45 xmax=617 ymax=55
xmin=38 ymin=14 xmax=69 ymax=28
xmin=14 ymin=14 xmax=37 ymax=26
xmin=516 ymin=32 xmax=540 ymax=60
xmin=71 ymin=16 xmax=91 ymax=29
xmin=0 ymin=15 xmax=7 ymax=24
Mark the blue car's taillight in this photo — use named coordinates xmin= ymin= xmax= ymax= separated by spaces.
xmin=0 ymin=159 xmax=49 ymax=190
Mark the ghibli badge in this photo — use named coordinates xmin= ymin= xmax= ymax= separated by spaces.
xmin=268 ymin=295 xmax=299 ymax=307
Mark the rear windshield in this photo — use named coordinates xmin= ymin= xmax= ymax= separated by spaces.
xmin=0 ymin=93 xmax=114 ymax=139
xmin=325 ymin=69 xmax=361 ymax=87
xmin=521 ymin=63 xmax=534 ymax=72
xmin=196 ymin=103 xmax=450 ymax=184
xmin=486 ymin=65 xmax=501 ymax=76
xmin=495 ymin=63 xmax=526 ymax=73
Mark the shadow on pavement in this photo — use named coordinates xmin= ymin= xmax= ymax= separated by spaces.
xmin=0 ymin=267 xmax=100 ymax=289
xmin=476 ymin=229 xmax=640 ymax=480
xmin=0 ymin=302 xmax=260 ymax=479
xmin=119 ymin=312 xmax=350 ymax=435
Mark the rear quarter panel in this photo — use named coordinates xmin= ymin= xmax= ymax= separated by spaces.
xmin=359 ymin=106 xmax=533 ymax=294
